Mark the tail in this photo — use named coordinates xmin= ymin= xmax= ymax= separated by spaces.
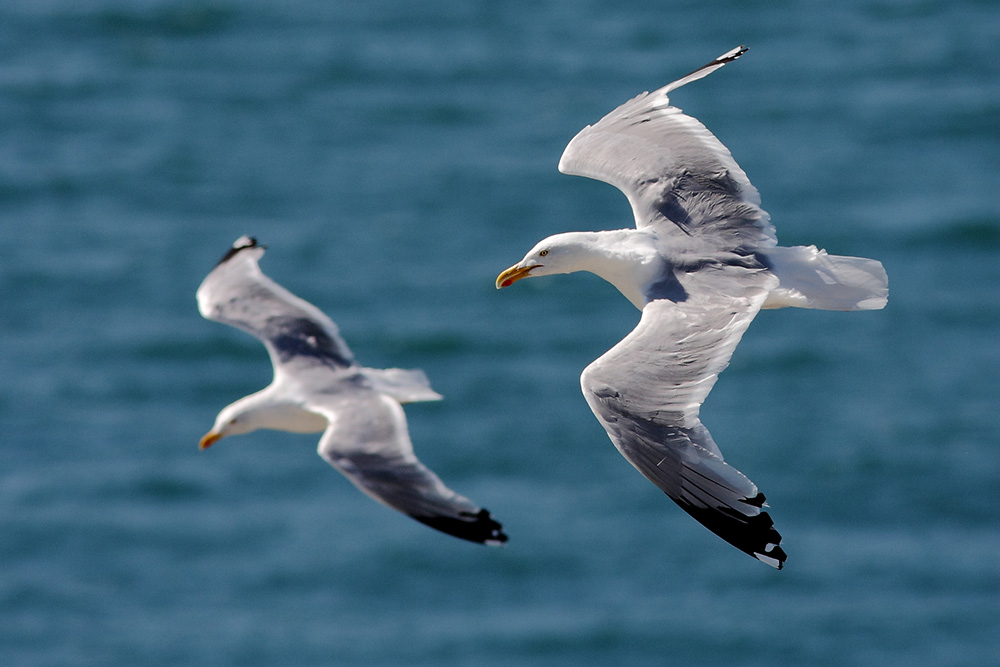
xmin=759 ymin=245 xmax=888 ymax=311
xmin=361 ymin=367 xmax=444 ymax=403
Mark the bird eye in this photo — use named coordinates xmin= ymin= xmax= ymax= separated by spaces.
xmin=539 ymin=249 xmax=549 ymax=257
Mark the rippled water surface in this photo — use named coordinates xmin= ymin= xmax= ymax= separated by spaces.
xmin=2 ymin=1 xmax=999 ymax=665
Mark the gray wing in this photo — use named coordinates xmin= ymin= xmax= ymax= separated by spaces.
xmin=315 ymin=392 xmax=506 ymax=546
xmin=580 ymin=275 xmax=786 ymax=568
xmin=197 ymin=236 xmax=356 ymax=373
xmin=558 ymin=46 xmax=776 ymax=256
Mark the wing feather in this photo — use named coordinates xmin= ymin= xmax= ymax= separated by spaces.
xmin=558 ymin=47 xmax=776 ymax=255
xmin=315 ymin=393 xmax=506 ymax=546
xmin=580 ymin=283 xmax=786 ymax=568
xmin=196 ymin=237 xmax=356 ymax=372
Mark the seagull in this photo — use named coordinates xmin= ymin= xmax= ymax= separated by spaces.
xmin=198 ymin=236 xmax=506 ymax=546
xmin=496 ymin=46 xmax=887 ymax=568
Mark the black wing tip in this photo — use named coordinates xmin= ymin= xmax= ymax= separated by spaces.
xmin=665 ymin=44 xmax=749 ymax=96
xmin=411 ymin=508 xmax=509 ymax=546
xmin=756 ymin=542 xmax=787 ymax=570
xmin=741 ymin=491 xmax=768 ymax=509
xmin=678 ymin=501 xmax=787 ymax=569
xmin=722 ymin=44 xmax=749 ymax=63
xmin=214 ymin=235 xmax=264 ymax=267
xmin=696 ymin=44 xmax=748 ymax=75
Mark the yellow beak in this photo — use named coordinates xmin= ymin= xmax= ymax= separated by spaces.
xmin=199 ymin=431 xmax=222 ymax=450
xmin=496 ymin=264 xmax=538 ymax=289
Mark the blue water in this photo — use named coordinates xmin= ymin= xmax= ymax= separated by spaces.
xmin=2 ymin=1 xmax=999 ymax=665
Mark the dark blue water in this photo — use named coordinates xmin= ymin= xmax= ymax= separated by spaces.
xmin=2 ymin=1 xmax=998 ymax=665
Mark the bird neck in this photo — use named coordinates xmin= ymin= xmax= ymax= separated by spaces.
xmin=563 ymin=230 xmax=661 ymax=309
xmin=228 ymin=387 xmax=328 ymax=435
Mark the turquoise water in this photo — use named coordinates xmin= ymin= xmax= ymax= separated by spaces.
xmin=2 ymin=1 xmax=999 ymax=665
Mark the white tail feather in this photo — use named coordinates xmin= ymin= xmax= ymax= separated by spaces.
xmin=760 ymin=245 xmax=888 ymax=311
xmin=361 ymin=368 xmax=443 ymax=403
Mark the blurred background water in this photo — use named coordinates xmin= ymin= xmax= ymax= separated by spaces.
xmin=1 ymin=0 xmax=998 ymax=665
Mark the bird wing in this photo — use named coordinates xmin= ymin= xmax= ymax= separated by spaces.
xmin=579 ymin=271 xmax=786 ymax=568
xmin=314 ymin=392 xmax=507 ymax=545
xmin=197 ymin=237 xmax=357 ymax=374
xmin=557 ymin=46 xmax=776 ymax=256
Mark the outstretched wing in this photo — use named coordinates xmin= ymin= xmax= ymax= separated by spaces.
xmin=315 ymin=392 xmax=507 ymax=546
xmin=558 ymin=46 xmax=776 ymax=256
xmin=197 ymin=236 xmax=356 ymax=373
xmin=580 ymin=277 xmax=786 ymax=568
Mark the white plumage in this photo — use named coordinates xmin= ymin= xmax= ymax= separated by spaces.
xmin=497 ymin=46 xmax=888 ymax=568
xmin=199 ymin=236 xmax=506 ymax=546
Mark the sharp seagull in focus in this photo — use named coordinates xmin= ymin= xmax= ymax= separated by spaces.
xmin=199 ymin=236 xmax=506 ymax=546
xmin=496 ymin=46 xmax=887 ymax=568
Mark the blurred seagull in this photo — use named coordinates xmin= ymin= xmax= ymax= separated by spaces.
xmin=199 ymin=236 xmax=506 ymax=546
xmin=496 ymin=46 xmax=887 ymax=568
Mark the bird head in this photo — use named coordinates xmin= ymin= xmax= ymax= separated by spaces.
xmin=199 ymin=399 xmax=261 ymax=449
xmin=495 ymin=233 xmax=586 ymax=289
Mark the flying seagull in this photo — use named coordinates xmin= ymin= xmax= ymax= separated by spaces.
xmin=199 ymin=236 xmax=506 ymax=545
xmin=496 ymin=46 xmax=887 ymax=568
